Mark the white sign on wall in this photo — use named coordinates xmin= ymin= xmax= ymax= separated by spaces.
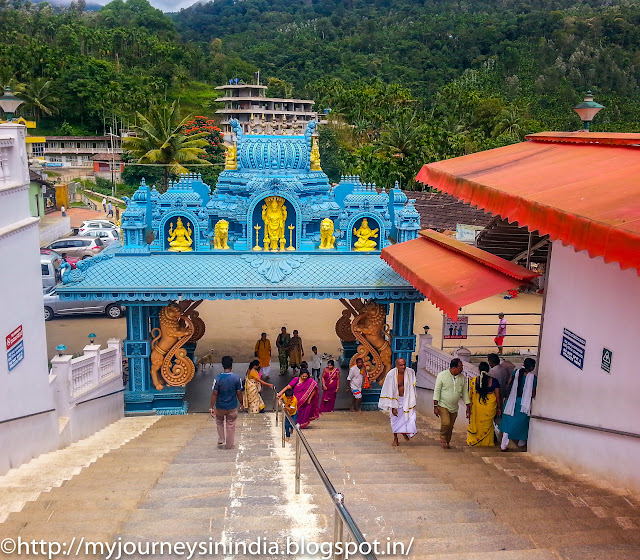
xmin=444 ymin=316 xmax=468 ymax=339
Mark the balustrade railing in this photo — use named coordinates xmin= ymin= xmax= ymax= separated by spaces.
xmin=99 ymin=348 xmax=119 ymax=383
xmin=70 ymin=355 xmax=95 ymax=397
xmin=63 ymin=340 xmax=122 ymax=399
xmin=417 ymin=334 xmax=479 ymax=390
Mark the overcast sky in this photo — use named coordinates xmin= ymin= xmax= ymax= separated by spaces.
xmin=91 ymin=1 xmax=198 ymax=11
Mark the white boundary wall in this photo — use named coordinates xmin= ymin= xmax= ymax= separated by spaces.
xmin=529 ymin=241 xmax=640 ymax=493
xmin=0 ymin=123 xmax=59 ymax=474
xmin=0 ymin=124 xmax=124 ymax=475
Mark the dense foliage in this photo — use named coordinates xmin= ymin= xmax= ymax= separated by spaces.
xmin=1 ymin=0 xmax=640 ymax=188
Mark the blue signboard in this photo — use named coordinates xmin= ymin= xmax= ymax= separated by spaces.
xmin=561 ymin=328 xmax=585 ymax=370
xmin=7 ymin=340 xmax=24 ymax=371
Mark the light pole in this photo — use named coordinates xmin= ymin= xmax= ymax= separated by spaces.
xmin=0 ymin=86 xmax=24 ymax=121
xmin=573 ymin=91 xmax=604 ymax=131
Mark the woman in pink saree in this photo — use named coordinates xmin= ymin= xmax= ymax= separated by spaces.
xmin=278 ymin=371 xmax=319 ymax=428
xmin=320 ymin=359 xmax=340 ymax=413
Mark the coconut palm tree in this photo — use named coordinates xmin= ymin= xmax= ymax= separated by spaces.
xmin=123 ymin=101 xmax=210 ymax=192
xmin=13 ymin=78 xmax=59 ymax=120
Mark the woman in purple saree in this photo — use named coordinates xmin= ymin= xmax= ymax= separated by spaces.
xmin=319 ymin=359 xmax=340 ymax=413
xmin=278 ymin=371 xmax=319 ymax=428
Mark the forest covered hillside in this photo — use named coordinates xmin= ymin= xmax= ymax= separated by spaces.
xmin=1 ymin=0 xmax=639 ymax=186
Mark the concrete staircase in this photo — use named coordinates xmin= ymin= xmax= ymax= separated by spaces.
xmin=302 ymin=411 xmax=640 ymax=559
xmin=0 ymin=410 xmax=638 ymax=559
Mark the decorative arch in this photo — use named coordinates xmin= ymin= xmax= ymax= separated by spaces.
xmin=247 ymin=186 xmax=303 ymax=251
xmin=158 ymin=210 xmax=201 ymax=252
xmin=346 ymin=213 xmax=385 ymax=251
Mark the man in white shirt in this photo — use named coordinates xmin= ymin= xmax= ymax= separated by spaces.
xmin=378 ymin=358 xmax=418 ymax=446
xmin=309 ymin=345 xmax=322 ymax=380
xmin=102 ymin=197 xmax=107 ymax=213
xmin=346 ymin=357 xmax=366 ymax=413
xmin=495 ymin=312 xmax=507 ymax=354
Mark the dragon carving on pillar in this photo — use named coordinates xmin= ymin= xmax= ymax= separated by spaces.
xmin=338 ymin=298 xmax=392 ymax=383
xmin=149 ymin=300 xmax=205 ymax=390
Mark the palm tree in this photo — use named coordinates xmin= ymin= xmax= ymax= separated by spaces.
xmin=123 ymin=101 xmax=211 ymax=192
xmin=13 ymin=78 xmax=59 ymax=120
xmin=492 ymin=106 xmax=527 ymax=140
xmin=375 ymin=111 xmax=429 ymax=189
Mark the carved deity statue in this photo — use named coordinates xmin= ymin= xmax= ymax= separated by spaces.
xmin=262 ymin=196 xmax=287 ymax=251
xmin=319 ymin=218 xmax=336 ymax=249
xmin=213 ymin=219 xmax=230 ymax=250
xmin=149 ymin=303 xmax=195 ymax=390
xmin=346 ymin=299 xmax=392 ymax=383
xmin=353 ymin=218 xmax=379 ymax=251
xmin=225 ymin=144 xmax=237 ymax=170
xmin=167 ymin=217 xmax=193 ymax=252
xmin=310 ymin=135 xmax=322 ymax=171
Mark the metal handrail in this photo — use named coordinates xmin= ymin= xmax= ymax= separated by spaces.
xmin=277 ymin=399 xmax=376 ymax=560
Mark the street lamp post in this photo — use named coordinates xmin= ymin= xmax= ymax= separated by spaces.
xmin=573 ymin=91 xmax=604 ymax=131
xmin=0 ymin=86 xmax=24 ymax=121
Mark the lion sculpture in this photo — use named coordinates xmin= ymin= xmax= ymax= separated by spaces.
xmin=150 ymin=303 xmax=194 ymax=390
xmin=213 ymin=219 xmax=230 ymax=250
xmin=319 ymin=218 xmax=336 ymax=249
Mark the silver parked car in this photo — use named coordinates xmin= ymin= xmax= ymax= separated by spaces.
xmin=43 ymin=286 xmax=125 ymax=321
xmin=77 ymin=219 xmax=117 ymax=235
xmin=80 ymin=227 xmax=120 ymax=247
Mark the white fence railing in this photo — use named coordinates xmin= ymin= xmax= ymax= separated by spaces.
xmin=57 ymin=339 xmax=122 ymax=400
xmin=417 ymin=334 xmax=478 ymax=390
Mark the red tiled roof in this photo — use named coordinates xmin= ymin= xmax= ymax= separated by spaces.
xmin=381 ymin=230 xmax=538 ymax=319
xmin=416 ymin=132 xmax=640 ymax=273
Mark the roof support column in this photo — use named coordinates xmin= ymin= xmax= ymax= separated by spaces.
xmin=392 ymin=301 xmax=416 ymax=367
xmin=124 ymin=304 xmax=151 ymax=394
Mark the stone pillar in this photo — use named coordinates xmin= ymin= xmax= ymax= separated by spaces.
xmin=391 ymin=301 xmax=416 ymax=366
xmin=123 ymin=304 xmax=151 ymax=394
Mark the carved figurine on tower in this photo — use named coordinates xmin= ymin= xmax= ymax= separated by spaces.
xmin=353 ymin=218 xmax=379 ymax=251
xmin=262 ymin=196 xmax=288 ymax=251
xmin=310 ymin=135 xmax=322 ymax=171
xmin=167 ymin=217 xmax=193 ymax=252
xmin=225 ymin=144 xmax=237 ymax=170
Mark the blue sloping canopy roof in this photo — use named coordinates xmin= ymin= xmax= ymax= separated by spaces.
xmin=56 ymin=252 xmax=422 ymax=302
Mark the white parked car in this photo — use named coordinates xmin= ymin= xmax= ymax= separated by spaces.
xmin=79 ymin=227 xmax=120 ymax=247
xmin=77 ymin=219 xmax=117 ymax=235
xmin=43 ymin=286 xmax=125 ymax=321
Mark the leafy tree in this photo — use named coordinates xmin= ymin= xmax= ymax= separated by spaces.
xmin=183 ymin=115 xmax=225 ymax=186
xmin=14 ymin=77 xmax=59 ymax=120
xmin=122 ymin=101 xmax=210 ymax=192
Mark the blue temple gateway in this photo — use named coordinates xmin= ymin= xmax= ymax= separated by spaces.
xmin=58 ymin=119 xmax=423 ymax=414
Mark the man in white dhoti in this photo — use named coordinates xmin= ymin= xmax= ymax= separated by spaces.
xmin=378 ymin=358 xmax=418 ymax=446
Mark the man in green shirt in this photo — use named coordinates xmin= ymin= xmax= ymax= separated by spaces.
xmin=433 ymin=358 xmax=471 ymax=449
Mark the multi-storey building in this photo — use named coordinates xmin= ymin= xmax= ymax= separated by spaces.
xmin=215 ymin=83 xmax=317 ymax=137
xmin=43 ymin=136 xmax=122 ymax=169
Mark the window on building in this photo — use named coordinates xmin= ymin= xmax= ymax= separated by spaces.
xmin=32 ymin=143 xmax=44 ymax=157
xmin=48 ymin=155 xmax=62 ymax=162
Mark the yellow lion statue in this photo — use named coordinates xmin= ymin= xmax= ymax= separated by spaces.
xmin=213 ymin=219 xmax=230 ymax=250
xmin=319 ymin=218 xmax=336 ymax=249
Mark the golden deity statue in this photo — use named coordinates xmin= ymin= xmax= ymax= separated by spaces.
xmin=319 ymin=218 xmax=336 ymax=249
xmin=167 ymin=217 xmax=193 ymax=252
xmin=262 ymin=196 xmax=287 ymax=251
xmin=213 ymin=219 xmax=230 ymax=250
xmin=310 ymin=135 xmax=322 ymax=171
xmin=353 ymin=218 xmax=378 ymax=251
xmin=225 ymin=144 xmax=237 ymax=170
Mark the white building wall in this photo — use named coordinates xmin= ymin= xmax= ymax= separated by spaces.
xmin=0 ymin=124 xmax=58 ymax=474
xmin=529 ymin=241 xmax=640 ymax=492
